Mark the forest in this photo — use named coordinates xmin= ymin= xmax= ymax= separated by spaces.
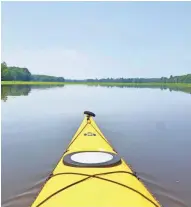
xmin=1 ymin=62 xmax=65 ymax=82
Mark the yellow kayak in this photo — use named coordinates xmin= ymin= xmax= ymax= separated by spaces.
xmin=31 ymin=111 xmax=161 ymax=207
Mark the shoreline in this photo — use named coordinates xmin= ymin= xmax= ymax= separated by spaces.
xmin=1 ymin=81 xmax=191 ymax=87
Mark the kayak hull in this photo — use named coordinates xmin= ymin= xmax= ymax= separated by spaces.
xmin=31 ymin=113 xmax=161 ymax=207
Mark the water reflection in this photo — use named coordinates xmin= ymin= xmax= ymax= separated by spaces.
xmin=1 ymin=85 xmax=31 ymax=102
xmin=1 ymin=85 xmax=65 ymax=102
xmin=88 ymin=84 xmax=191 ymax=94
xmin=1 ymin=84 xmax=190 ymax=102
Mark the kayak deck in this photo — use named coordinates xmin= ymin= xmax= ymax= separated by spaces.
xmin=31 ymin=112 xmax=161 ymax=207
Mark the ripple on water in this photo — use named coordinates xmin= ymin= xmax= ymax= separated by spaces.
xmin=139 ymin=172 xmax=189 ymax=207
xmin=2 ymin=176 xmax=47 ymax=207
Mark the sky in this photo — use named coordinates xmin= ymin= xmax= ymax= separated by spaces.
xmin=1 ymin=2 xmax=191 ymax=79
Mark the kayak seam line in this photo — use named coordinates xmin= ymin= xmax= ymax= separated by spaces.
xmin=67 ymin=123 xmax=88 ymax=150
xmin=90 ymin=123 xmax=109 ymax=144
xmin=90 ymin=123 xmax=117 ymax=152
xmin=34 ymin=171 xmax=159 ymax=207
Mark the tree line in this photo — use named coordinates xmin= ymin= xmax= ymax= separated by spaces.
xmin=1 ymin=62 xmax=65 ymax=82
xmin=1 ymin=62 xmax=191 ymax=83
xmin=86 ymin=75 xmax=191 ymax=83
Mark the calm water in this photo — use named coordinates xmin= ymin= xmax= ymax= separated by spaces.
xmin=1 ymin=85 xmax=191 ymax=207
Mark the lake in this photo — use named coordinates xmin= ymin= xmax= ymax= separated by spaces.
xmin=1 ymin=84 xmax=191 ymax=207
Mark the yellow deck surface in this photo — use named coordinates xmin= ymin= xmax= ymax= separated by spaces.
xmin=31 ymin=115 xmax=161 ymax=207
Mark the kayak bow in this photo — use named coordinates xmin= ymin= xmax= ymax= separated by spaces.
xmin=31 ymin=111 xmax=161 ymax=207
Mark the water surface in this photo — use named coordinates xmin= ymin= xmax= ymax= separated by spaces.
xmin=1 ymin=85 xmax=191 ymax=207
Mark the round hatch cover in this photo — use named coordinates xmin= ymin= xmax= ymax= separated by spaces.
xmin=63 ymin=151 xmax=121 ymax=167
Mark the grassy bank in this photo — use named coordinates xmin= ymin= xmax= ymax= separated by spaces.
xmin=87 ymin=82 xmax=191 ymax=87
xmin=1 ymin=81 xmax=67 ymax=85
xmin=1 ymin=81 xmax=191 ymax=87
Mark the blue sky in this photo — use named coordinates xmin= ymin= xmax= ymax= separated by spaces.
xmin=2 ymin=2 xmax=191 ymax=79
